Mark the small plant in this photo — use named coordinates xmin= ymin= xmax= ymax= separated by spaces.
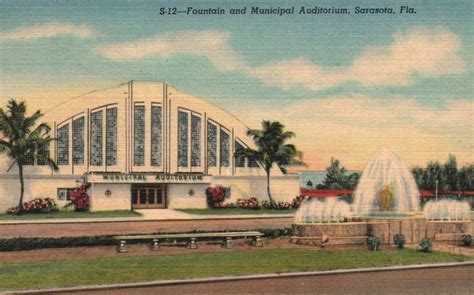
xmin=367 ymin=235 xmax=381 ymax=251
xmin=419 ymin=237 xmax=433 ymax=252
xmin=393 ymin=233 xmax=406 ymax=249
xmin=462 ymin=234 xmax=472 ymax=247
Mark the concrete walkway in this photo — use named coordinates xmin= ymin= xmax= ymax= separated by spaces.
xmin=0 ymin=209 xmax=293 ymax=224
xmin=0 ymin=215 xmax=294 ymax=238
xmin=135 ymin=209 xmax=293 ymax=220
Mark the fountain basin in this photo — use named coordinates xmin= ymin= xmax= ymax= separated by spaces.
xmin=292 ymin=217 xmax=471 ymax=246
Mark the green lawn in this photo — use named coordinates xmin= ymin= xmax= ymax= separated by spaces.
xmin=0 ymin=210 xmax=142 ymax=220
xmin=179 ymin=208 xmax=297 ymax=215
xmin=0 ymin=249 xmax=470 ymax=291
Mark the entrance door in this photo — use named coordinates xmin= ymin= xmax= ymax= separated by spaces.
xmin=131 ymin=185 xmax=167 ymax=209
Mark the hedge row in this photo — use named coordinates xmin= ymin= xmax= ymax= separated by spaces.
xmin=0 ymin=228 xmax=294 ymax=252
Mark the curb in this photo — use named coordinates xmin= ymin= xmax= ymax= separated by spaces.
xmin=0 ymin=214 xmax=294 ymax=225
xmin=5 ymin=261 xmax=474 ymax=294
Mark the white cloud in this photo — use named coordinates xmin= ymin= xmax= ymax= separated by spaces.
xmin=249 ymin=27 xmax=465 ymax=90
xmin=0 ymin=22 xmax=102 ymax=42
xmin=97 ymin=30 xmax=244 ymax=71
xmin=348 ymin=27 xmax=465 ymax=86
xmin=248 ymin=57 xmax=345 ymax=91
xmin=230 ymin=95 xmax=473 ymax=169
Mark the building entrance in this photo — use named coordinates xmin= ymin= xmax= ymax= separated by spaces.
xmin=131 ymin=185 xmax=167 ymax=209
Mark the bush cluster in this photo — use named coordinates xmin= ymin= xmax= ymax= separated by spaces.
xmin=0 ymin=228 xmax=294 ymax=252
xmin=393 ymin=233 xmax=406 ymax=249
xmin=70 ymin=185 xmax=90 ymax=211
xmin=419 ymin=237 xmax=433 ymax=252
xmin=208 ymin=195 xmax=305 ymax=210
xmin=462 ymin=234 xmax=472 ymax=247
xmin=237 ymin=197 xmax=260 ymax=209
xmin=205 ymin=186 xmax=230 ymax=208
xmin=367 ymin=235 xmax=381 ymax=251
xmin=7 ymin=198 xmax=57 ymax=215
xmin=0 ymin=236 xmax=116 ymax=251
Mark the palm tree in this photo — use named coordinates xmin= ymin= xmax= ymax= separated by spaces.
xmin=0 ymin=99 xmax=58 ymax=213
xmin=235 ymin=121 xmax=304 ymax=208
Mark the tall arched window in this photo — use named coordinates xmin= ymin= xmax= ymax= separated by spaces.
xmin=191 ymin=114 xmax=201 ymax=167
xmin=57 ymin=124 xmax=69 ymax=165
xmin=220 ymin=129 xmax=230 ymax=167
xmin=151 ymin=105 xmax=162 ymax=166
xmin=106 ymin=108 xmax=117 ymax=166
xmin=207 ymin=122 xmax=217 ymax=167
xmin=178 ymin=111 xmax=189 ymax=167
xmin=72 ymin=117 xmax=84 ymax=165
xmin=134 ymin=105 xmax=145 ymax=166
xmin=90 ymin=111 xmax=103 ymax=166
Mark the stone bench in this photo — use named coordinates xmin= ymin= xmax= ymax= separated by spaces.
xmin=114 ymin=231 xmax=264 ymax=252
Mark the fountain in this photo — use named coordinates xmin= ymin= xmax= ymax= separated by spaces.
xmin=352 ymin=148 xmax=420 ymax=215
xmin=423 ymin=200 xmax=470 ymax=221
xmin=292 ymin=148 xmax=472 ymax=246
xmin=294 ymin=198 xmax=352 ymax=224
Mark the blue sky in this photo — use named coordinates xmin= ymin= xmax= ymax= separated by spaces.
xmin=1 ymin=0 xmax=472 ymax=169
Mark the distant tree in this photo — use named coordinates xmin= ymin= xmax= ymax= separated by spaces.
xmin=235 ymin=121 xmax=304 ymax=208
xmin=411 ymin=166 xmax=424 ymax=188
xmin=458 ymin=164 xmax=474 ymax=191
xmin=306 ymin=180 xmax=313 ymax=187
xmin=444 ymin=154 xmax=459 ymax=191
xmin=345 ymin=172 xmax=361 ymax=190
xmin=320 ymin=158 xmax=347 ymax=190
xmin=0 ymin=99 xmax=58 ymax=213
xmin=422 ymin=161 xmax=446 ymax=190
xmin=412 ymin=156 xmax=474 ymax=192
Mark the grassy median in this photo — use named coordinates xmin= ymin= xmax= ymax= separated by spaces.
xmin=0 ymin=249 xmax=470 ymax=291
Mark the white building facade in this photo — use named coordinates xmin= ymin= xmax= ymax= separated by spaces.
xmin=0 ymin=81 xmax=299 ymax=211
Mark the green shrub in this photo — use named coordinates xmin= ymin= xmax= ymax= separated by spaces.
xmin=261 ymin=228 xmax=293 ymax=238
xmin=419 ymin=237 xmax=433 ymax=252
xmin=393 ymin=233 xmax=406 ymax=249
xmin=367 ymin=235 xmax=381 ymax=251
xmin=0 ymin=227 xmax=293 ymax=252
xmin=462 ymin=234 xmax=472 ymax=247
xmin=0 ymin=236 xmax=116 ymax=251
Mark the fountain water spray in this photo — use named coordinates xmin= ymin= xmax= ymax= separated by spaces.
xmin=294 ymin=198 xmax=352 ymax=224
xmin=352 ymin=148 xmax=420 ymax=214
xmin=423 ymin=199 xmax=470 ymax=221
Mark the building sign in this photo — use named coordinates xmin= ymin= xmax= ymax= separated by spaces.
xmin=102 ymin=174 xmax=146 ymax=181
xmin=87 ymin=173 xmax=210 ymax=184
xmin=155 ymin=174 xmax=203 ymax=181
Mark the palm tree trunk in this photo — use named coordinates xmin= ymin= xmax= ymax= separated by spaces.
xmin=266 ymin=169 xmax=276 ymax=208
xmin=18 ymin=163 xmax=25 ymax=213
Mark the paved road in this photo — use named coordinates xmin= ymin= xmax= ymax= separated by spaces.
xmin=58 ymin=265 xmax=474 ymax=295
xmin=0 ymin=217 xmax=293 ymax=238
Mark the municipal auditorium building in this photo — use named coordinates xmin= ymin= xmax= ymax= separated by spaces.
xmin=0 ymin=81 xmax=299 ymax=211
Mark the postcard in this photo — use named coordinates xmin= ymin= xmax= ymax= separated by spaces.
xmin=0 ymin=1 xmax=472 ymax=294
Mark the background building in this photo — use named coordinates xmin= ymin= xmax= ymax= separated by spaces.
xmin=0 ymin=81 xmax=299 ymax=211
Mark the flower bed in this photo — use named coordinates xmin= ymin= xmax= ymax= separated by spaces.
xmin=7 ymin=198 xmax=57 ymax=214
xmin=206 ymin=186 xmax=306 ymax=211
